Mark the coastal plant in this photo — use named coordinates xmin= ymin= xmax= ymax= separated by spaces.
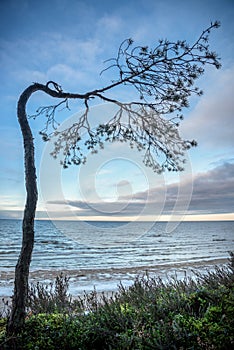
xmin=0 ymin=299 xmax=11 ymax=320
xmin=1 ymin=254 xmax=233 ymax=349
xmin=192 ymin=252 xmax=234 ymax=289
xmin=26 ymin=273 xmax=76 ymax=314
xmin=8 ymin=21 xmax=221 ymax=337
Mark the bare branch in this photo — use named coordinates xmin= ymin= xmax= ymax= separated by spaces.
xmin=29 ymin=99 xmax=71 ymax=140
xmin=99 ymin=21 xmax=220 ymax=110
xmin=54 ymin=103 xmax=197 ymax=172
xmin=29 ymin=22 xmax=220 ymax=173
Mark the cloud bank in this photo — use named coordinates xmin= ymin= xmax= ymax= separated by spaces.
xmin=44 ymin=162 xmax=234 ymax=219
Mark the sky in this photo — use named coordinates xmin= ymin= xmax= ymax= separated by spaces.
xmin=0 ymin=0 xmax=233 ymax=223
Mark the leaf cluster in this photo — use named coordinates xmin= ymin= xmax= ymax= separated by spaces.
xmin=102 ymin=21 xmax=220 ymax=112
xmin=28 ymin=22 xmax=220 ymax=174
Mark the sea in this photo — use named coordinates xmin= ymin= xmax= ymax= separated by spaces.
xmin=0 ymin=219 xmax=233 ymax=297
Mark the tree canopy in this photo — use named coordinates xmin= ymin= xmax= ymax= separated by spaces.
xmin=30 ymin=21 xmax=220 ymax=173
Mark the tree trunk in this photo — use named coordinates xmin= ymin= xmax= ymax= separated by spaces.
xmin=6 ymin=82 xmax=85 ymax=338
xmin=7 ymin=85 xmax=39 ymax=336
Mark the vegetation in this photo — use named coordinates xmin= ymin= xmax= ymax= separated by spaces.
xmin=1 ymin=253 xmax=233 ymax=349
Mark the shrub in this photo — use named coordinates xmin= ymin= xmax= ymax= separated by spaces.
xmin=1 ymin=253 xmax=233 ymax=349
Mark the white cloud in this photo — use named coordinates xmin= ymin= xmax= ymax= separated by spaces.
xmin=97 ymin=15 xmax=123 ymax=33
xmin=181 ymin=66 xmax=234 ymax=150
xmin=0 ymin=33 xmax=105 ymax=92
xmin=46 ymin=64 xmax=92 ymax=87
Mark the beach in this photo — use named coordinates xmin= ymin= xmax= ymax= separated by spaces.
xmin=1 ymin=219 xmax=233 ymax=306
xmin=1 ymin=257 xmax=229 ymax=313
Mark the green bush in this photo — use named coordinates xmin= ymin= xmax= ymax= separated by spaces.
xmin=1 ymin=253 xmax=233 ymax=349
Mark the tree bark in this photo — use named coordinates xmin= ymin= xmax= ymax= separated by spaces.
xmin=6 ymin=83 xmax=87 ymax=337
xmin=7 ymin=85 xmax=39 ymax=336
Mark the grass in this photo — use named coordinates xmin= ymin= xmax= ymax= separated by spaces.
xmin=0 ymin=253 xmax=233 ymax=349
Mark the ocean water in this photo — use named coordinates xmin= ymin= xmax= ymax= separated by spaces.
xmin=0 ymin=219 xmax=233 ymax=296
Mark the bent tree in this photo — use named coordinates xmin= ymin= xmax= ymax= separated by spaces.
xmin=7 ymin=22 xmax=221 ymax=335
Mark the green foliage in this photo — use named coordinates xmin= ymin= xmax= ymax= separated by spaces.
xmin=1 ymin=254 xmax=234 ymax=349
xmin=26 ymin=273 xmax=83 ymax=315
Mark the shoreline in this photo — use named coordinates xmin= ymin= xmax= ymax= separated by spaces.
xmin=1 ymin=257 xmax=228 ymax=278
xmin=0 ymin=257 xmax=229 ymax=316
xmin=0 ymin=258 xmax=228 ymax=301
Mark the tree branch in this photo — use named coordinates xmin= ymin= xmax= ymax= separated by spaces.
xmin=28 ymin=22 xmax=220 ymax=173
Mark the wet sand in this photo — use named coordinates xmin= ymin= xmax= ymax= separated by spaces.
xmin=1 ymin=257 xmax=228 ymax=280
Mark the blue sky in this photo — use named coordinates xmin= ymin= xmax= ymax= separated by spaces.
xmin=0 ymin=0 xmax=233 ymax=222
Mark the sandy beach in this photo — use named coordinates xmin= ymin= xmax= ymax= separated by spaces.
xmin=0 ymin=257 xmax=229 ymax=316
